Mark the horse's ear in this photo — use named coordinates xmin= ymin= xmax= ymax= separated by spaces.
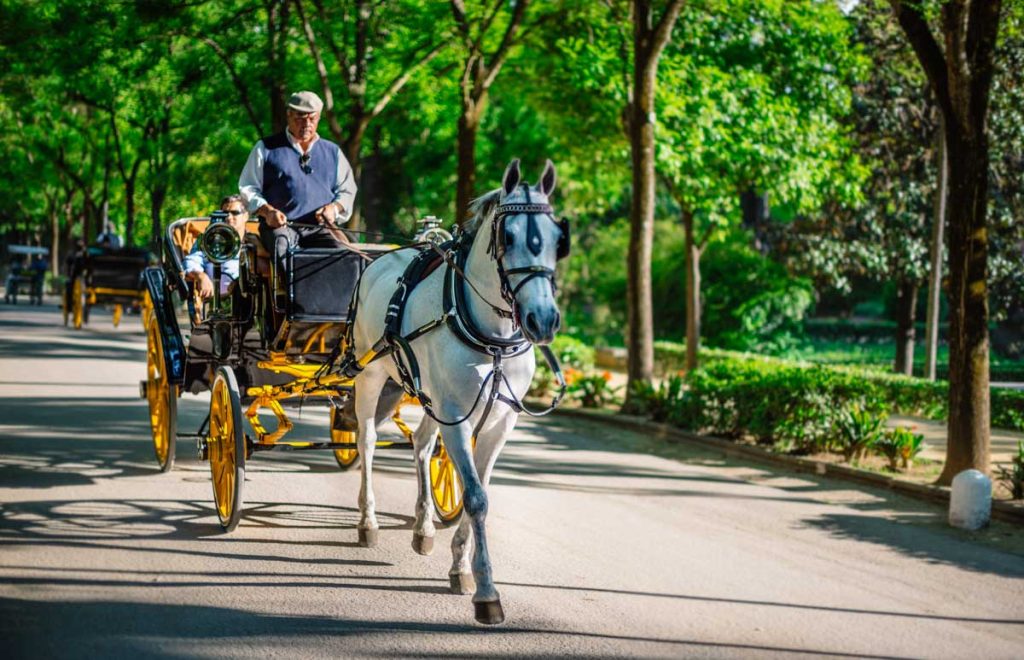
xmin=502 ymin=159 xmax=521 ymax=196
xmin=539 ymin=159 xmax=557 ymax=196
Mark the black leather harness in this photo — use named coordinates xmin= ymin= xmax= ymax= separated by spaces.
xmin=339 ymin=211 xmax=567 ymax=436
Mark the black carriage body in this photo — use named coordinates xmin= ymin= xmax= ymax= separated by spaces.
xmin=85 ymin=249 xmax=150 ymax=305
xmin=148 ymin=217 xmax=371 ymax=403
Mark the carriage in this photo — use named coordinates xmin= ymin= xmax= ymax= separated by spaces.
xmin=140 ymin=212 xmax=464 ymax=531
xmin=64 ymin=245 xmax=151 ymax=328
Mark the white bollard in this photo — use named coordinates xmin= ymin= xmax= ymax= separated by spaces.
xmin=948 ymin=469 xmax=992 ymax=530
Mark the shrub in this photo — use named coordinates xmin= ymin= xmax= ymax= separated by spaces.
xmin=530 ymin=335 xmax=596 ymax=397
xmin=875 ymin=426 xmax=926 ymax=471
xmin=834 ymin=405 xmax=887 ymax=464
xmin=569 ymin=370 xmax=620 ymax=408
xmin=996 ymin=441 xmax=1024 ymax=500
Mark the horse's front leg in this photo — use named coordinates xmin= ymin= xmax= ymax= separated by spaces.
xmin=411 ymin=415 xmax=439 ymax=554
xmin=355 ymin=368 xmax=387 ymax=547
xmin=446 ymin=413 xmax=515 ymax=624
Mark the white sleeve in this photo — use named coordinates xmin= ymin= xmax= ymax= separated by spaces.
xmin=238 ymin=140 xmax=268 ymax=212
xmin=332 ymin=150 xmax=358 ymax=224
xmin=182 ymin=243 xmax=206 ymax=274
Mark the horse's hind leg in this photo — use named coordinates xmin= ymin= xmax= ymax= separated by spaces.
xmin=411 ymin=415 xmax=439 ymax=555
xmin=355 ymin=365 xmax=388 ymax=547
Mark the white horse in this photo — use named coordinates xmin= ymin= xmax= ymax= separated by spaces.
xmin=349 ymin=158 xmax=567 ymax=624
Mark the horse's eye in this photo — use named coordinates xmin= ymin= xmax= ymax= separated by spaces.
xmin=503 ymin=225 xmax=516 ymax=250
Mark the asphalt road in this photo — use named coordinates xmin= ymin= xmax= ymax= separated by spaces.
xmin=1 ymin=302 xmax=1023 ymax=659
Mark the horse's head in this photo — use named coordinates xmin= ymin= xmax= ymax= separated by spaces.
xmin=485 ymin=158 xmax=569 ymax=345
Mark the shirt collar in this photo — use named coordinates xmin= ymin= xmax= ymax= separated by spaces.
xmin=285 ymin=129 xmax=319 ymax=155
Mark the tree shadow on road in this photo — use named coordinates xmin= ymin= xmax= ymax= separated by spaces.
xmin=524 ymin=415 xmax=1024 ymax=579
xmin=0 ymin=497 xmax=414 ymax=541
xmin=801 ymin=512 xmax=1024 ymax=579
xmin=0 ymin=596 xmax=921 ymax=660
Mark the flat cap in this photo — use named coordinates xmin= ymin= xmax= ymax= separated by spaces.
xmin=287 ymin=91 xmax=323 ymax=114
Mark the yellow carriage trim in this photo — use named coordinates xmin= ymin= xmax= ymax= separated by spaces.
xmin=89 ymin=286 xmax=142 ymax=298
xmin=301 ymin=324 xmax=334 ymax=354
xmin=245 ymin=386 xmax=294 ymax=444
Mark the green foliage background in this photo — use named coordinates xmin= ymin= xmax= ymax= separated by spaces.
xmin=0 ymin=0 xmax=1021 ymax=358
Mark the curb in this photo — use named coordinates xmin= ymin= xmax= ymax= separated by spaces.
xmin=551 ymin=406 xmax=1024 ymax=525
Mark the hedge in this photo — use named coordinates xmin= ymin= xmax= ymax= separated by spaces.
xmin=646 ymin=341 xmax=1024 ymax=432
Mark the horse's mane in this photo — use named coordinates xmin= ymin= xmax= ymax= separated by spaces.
xmin=465 ymin=188 xmax=503 ymax=235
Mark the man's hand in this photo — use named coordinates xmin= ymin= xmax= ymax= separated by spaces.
xmin=186 ymin=271 xmax=215 ymax=299
xmin=315 ymin=202 xmax=343 ymax=226
xmin=259 ymin=204 xmax=287 ymax=228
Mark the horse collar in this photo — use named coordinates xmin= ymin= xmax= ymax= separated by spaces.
xmin=443 ymin=244 xmax=532 ymax=358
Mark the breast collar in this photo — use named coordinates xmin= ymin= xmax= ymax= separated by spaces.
xmin=443 ymin=240 xmax=533 ymax=358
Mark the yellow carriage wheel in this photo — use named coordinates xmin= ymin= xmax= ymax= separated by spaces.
xmin=329 ymin=407 xmax=361 ymax=470
xmin=145 ymin=304 xmax=177 ymax=472
xmin=112 ymin=304 xmax=123 ymax=327
xmin=71 ymin=276 xmax=85 ymax=329
xmin=209 ymin=366 xmax=246 ymax=532
xmin=430 ymin=436 xmax=464 ymax=525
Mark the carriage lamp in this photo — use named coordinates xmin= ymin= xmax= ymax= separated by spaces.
xmin=201 ymin=222 xmax=241 ymax=264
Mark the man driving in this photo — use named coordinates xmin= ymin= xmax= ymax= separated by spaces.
xmin=238 ymin=91 xmax=356 ymax=265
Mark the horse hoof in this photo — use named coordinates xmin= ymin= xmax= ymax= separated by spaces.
xmin=412 ymin=533 xmax=434 ymax=555
xmin=358 ymin=527 xmax=378 ymax=548
xmin=449 ymin=573 xmax=475 ymax=595
xmin=474 ymin=599 xmax=505 ymax=625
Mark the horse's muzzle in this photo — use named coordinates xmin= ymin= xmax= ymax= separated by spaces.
xmin=522 ymin=309 xmax=561 ymax=345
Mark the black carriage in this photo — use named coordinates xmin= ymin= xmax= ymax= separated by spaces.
xmin=141 ymin=213 xmax=462 ymax=530
xmin=64 ymin=245 xmax=151 ymax=328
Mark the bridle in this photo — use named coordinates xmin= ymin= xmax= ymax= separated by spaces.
xmin=486 ymin=184 xmax=570 ymax=324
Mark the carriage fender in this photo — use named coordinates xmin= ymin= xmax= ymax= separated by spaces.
xmin=142 ymin=266 xmax=187 ymax=386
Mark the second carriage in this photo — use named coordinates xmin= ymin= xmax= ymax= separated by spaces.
xmin=141 ymin=212 xmax=464 ymax=531
xmin=64 ymin=244 xmax=151 ymax=329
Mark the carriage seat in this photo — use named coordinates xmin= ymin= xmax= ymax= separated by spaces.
xmin=170 ymin=218 xmax=269 ymax=275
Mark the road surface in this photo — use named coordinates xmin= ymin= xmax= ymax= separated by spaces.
xmin=1 ymin=303 xmax=1023 ymax=658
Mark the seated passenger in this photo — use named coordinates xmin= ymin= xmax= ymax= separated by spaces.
xmin=183 ymin=195 xmax=250 ymax=299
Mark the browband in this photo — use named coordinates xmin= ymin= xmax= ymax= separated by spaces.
xmin=494 ymin=203 xmax=554 ymax=217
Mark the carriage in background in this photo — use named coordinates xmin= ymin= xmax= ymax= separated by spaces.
xmin=64 ymin=245 xmax=151 ymax=328
xmin=141 ymin=212 xmax=463 ymax=530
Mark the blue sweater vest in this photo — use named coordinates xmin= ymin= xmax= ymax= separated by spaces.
xmin=261 ymin=132 xmax=340 ymax=225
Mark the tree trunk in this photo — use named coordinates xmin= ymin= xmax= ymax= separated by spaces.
xmin=49 ymin=204 xmax=60 ymax=277
xmin=894 ymin=280 xmax=919 ymax=376
xmin=683 ymin=209 xmax=701 ymax=373
xmin=455 ymin=108 xmax=481 ymax=226
xmin=267 ymin=0 xmax=289 ymax=133
xmin=150 ymin=181 xmax=166 ymax=247
xmin=124 ymin=177 xmax=136 ymax=246
xmin=61 ymin=201 xmax=75 ymax=275
xmin=937 ymin=126 xmax=991 ymax=484
xmin=621 ymin=0 xmax=684 ymax=407
xmin=889 ymin=0 xmax=1000 ymax=486
xmin=626 ymin=100 xmax=656 ymax=389
xmin=344 ymin=120 xmax=368 ymax=233
xmin=924 ymin=117 xmax=947 ymax=381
